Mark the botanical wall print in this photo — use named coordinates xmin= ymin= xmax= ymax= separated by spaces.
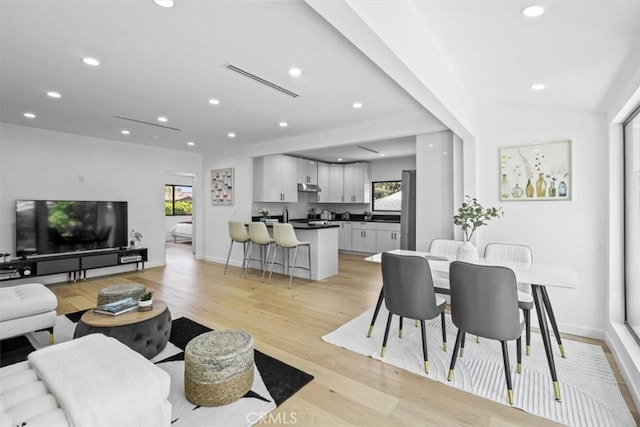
xmin=211 ymin=167 xmax=234 ymax=205
xmin=500 ymin=140 xmax=571 ymax=201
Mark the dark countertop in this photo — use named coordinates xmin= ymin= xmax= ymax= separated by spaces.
xmin=249 ymin=218 xmax=339 ymax=229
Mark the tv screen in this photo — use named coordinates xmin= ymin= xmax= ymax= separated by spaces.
xmin=15 ymin=200 xmax=128 ymax=257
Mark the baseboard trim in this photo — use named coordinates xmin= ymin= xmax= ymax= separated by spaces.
xmin=606 ymin=322 xmax=640 ymax=412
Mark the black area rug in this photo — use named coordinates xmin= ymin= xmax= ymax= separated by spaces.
xmin=0 ymin=312 xmax=314 ymax=425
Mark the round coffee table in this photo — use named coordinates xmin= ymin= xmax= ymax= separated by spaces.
xmin=74 ymin=300 xmax=171 ymax=359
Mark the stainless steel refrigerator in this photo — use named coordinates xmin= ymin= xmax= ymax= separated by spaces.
xmin=400 ymin=169 xmax=416 ymax=250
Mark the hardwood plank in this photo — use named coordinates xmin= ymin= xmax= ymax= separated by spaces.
xmin=43 ymin=245 xmax=638 ymax=426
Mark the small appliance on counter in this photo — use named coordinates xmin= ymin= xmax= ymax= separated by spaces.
xmin=320 ymin=210 xmax=330 ymax=220
xmin=341 ymin=212 xmax=350 ymax=220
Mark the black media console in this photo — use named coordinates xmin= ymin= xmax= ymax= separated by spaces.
xmin=0 ymin=247 xmax=147 ymax=283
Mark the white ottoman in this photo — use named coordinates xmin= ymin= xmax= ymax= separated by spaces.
xmin=0 ymin=283 xmax=57 ymax=344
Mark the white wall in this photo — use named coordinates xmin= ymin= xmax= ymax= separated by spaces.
xmin=474 ymin=107 xmax=608 ymax=338
xmin=0 ymin=123 xmax=203 ymax=282
xmin=369 ymin=155 xmax=416 ymax=181
xmin=416 ymin=131 xmax=454 ymax=251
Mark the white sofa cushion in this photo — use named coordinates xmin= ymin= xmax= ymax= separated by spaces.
xmin=0 ymin=283 xmax=57 ymax=321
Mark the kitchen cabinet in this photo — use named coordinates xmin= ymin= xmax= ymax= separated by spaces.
xmin=297 ymin=158 xmax=318 ymax=185
xmin=351 ymin=222 xmax=377 ymax=253
xmin=253 ymin=154 xmax=298 ymax=202
xmin=328 ymin=163 xmax=344 ymax=203
xmin=343 ymin=163 xmax=370 ymax=203
xmin=338 ymin=221 xmax=352 ymax=250
xmin=316 ymin=161 xmax=330 ymax=203
xmin=376 ymin=223 xmax=401 ymax=252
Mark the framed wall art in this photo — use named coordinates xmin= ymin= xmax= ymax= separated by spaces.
xmin=211 ymin=167 xmax=234 ymax=205
xmin=499 ymin=140 xmax=571 ymax=201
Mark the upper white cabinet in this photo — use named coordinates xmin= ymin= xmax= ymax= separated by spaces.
xmin=254 ymin=154 xmax=298 ymax=202
xmin=297 ymin=158 xmax=318 ymax=185
xmin=328 ymin=163 xmax=344 ymax=203
xmin=343 ymin=163 xmax=370 ymax=203
xmin=316 ymin=161 xmax=330 ymax=203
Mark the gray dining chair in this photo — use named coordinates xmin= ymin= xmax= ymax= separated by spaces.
xmin=484 ymin=243 xmax=535 ymax=356
xmin=380 ymin=252 xmax=447 ymax=374
xmin=447 ymin=261 xmax=524 ymax=405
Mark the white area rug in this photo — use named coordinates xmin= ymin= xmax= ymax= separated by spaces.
xmin=322 ymin=306 xmax=635 ymax=426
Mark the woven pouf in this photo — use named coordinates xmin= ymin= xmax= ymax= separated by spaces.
xmin=97 ymin=283 xmax=146 ymax=306
xmin=184 ymin=330 xmax=255 ymax=407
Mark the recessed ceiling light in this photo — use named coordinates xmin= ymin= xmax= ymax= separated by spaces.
xmin=227 ymin=132 xmax=236 ymax=138
xmin=521 ymin=5 xmax=545 ymax=17
xmin=208 ymin=98 xmax=220 ymax=105
xmin=150 ymin=135 xmax=159 ymax=140
xmin=443 ymin=151 xmax=449 ymax=155
xmin=82 ymin=57 xmax=100 ymax=66
xmin=428 ymin=144 xmax=435 ymax=148
xmin=152 ymin=0 xmax=175 ymax=7
xmin=23 ymin=112 xmax=36 ymax=119
xmin=379 ymin=153 xmax=385 ymax=157
xmin=288 ymin=67 xmax=302 ymax=77
xmin=531 ymin=83 xmax=546 ymax=91
xmin=47 ymin=91 xmax=61 ymax=99
xmin=352 ymin=102 xmax=363 ymax=109
xmin=158 ymin=116 xmax=168 ymax=122
xmin=187 ymin=141 xmax=195 ymax=146
xmin=337 ymin=158 xmax=343 ymax=162
xmin=121 ymin=130 xmax=130 ymax=135
xmin=279 ymin=122 xmax=288 ymax=127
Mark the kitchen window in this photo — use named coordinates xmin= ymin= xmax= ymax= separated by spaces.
xmin=372 ymin=181 xmax=402 ymax=212
xmin=165 ymin=184 xmax=193 ymax=216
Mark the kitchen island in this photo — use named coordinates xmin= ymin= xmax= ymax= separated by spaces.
xmin=258 ymin=220 xmax=339 ymax=281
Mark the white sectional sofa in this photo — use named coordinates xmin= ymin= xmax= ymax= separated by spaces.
xmin=0 ymin=334 xmax=172 ymax=426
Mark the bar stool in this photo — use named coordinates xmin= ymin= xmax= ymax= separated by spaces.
xmin=267 ymin=223 xmax=311 ymax=288
xmin=224 ymin=221 xmax=251 ymax=276
xmin=245 ymin=222 xmax=275 ymax=281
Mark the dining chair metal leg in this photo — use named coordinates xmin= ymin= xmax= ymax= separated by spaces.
xmin=541 ymin=286 xmax=565 ymax=358
xmin=381 ymin=313 xmax=393 ymax=357
xmin=420 ymin=320 xmax=429 ymax=373
xmin=367 ymin=288 xmax=384 ymax=337
xmin=516 ymin=336 xmax=523 ymax=374
xmin=460 ymin=332 xmax=466 ymax=357
xmin=524 ymin=309 xmax=531 ymax=355
xmin=440 ymin=311 xmax=447 ymax=351
xmin=501 ymin=341 xmax=514 ymax=405
xmin=532 ymin=285 xmax=562 ymax=402
xmin=447 ymin=329 xmax=464 ymax=381
xmin=398 ymin=316 xmax=403 ymax=338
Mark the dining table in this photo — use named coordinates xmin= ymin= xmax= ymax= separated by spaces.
xmin=364 ymin=249 xmax=579 ymax=402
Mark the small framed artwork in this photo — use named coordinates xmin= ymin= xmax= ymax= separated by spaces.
xmin=211 ymin=167 xmax=234 ymax=205
xmin=499 ymin=140 xmax=571 ymax=201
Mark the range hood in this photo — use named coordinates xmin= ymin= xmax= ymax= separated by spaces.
xmin=298 ymin=183 xmax=322 ymax=193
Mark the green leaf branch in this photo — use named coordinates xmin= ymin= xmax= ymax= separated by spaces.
xmin=453 ymin=196 xmax=503 ymax=241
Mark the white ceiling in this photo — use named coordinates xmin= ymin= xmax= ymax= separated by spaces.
xmin=2 ymin=1 xmax=640 ymax=161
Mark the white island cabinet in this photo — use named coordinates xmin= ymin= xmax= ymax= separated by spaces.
xmin=267 ymin=224 xmax=339 ymax=281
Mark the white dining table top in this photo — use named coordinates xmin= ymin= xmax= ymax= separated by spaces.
xmin=364 ymin=249 xmax=578 ymax=289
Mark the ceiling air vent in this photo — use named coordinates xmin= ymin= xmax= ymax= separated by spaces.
xmin=114 ymin=116 xmax=182 ymax=131
xmin=357 ymin=145 xmax=379 ymax=154
xmin=225 ymin=64 xmax=300 ymax=98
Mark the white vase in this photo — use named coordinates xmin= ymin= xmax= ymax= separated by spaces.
xmin=456 ymin=241 xmax=478 ymax=263
xmin=138 ymin=299 xmax=153 ymax=311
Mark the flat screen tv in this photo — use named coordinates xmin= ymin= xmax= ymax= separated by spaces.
xmin=15 ymin=200 xmax=128 ymax=257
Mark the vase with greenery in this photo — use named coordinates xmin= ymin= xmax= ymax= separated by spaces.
xmin=453 ymin=196 xmax=503 ymax=261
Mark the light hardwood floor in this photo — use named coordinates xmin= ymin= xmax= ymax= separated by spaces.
xmin=48 ymin=244 xmax=639 ymax=426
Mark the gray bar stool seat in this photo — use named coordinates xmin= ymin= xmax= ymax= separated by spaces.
xmin=267 ymin=223 xmax=311 ymax=288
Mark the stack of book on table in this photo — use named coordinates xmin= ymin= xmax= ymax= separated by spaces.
xmin=94 ymin=297 xmax=138 ymax=316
